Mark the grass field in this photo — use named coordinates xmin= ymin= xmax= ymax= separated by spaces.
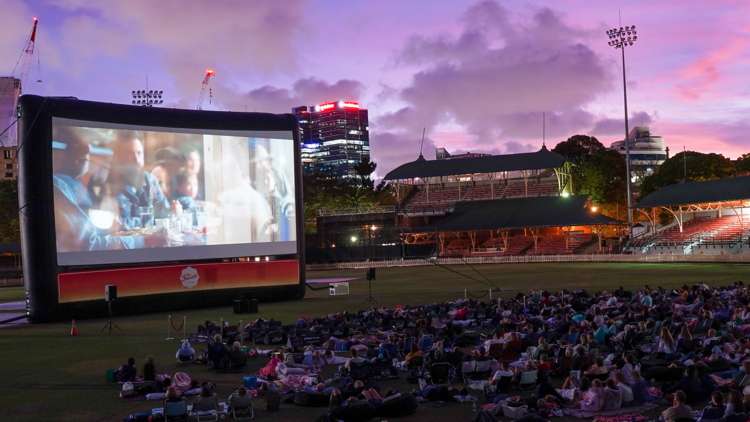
xmin=0 ymin=262 xmax=747 ymax=422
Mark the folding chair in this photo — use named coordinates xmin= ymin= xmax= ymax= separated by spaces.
xmin=230 ymin=396 xmax=254 ymax=420
xmin=487 ymin=342 xmax=504 ymax=360
xmin=517 ymin=370 xmax=537 ymax=392
xmin=430 ymin=362 xmax=451 ymax=386
xmin=193 ymin=398 xmax=219 ymax=422
xmin=164 ymin=399 xmax=188 ymax=422
xmin=460 ymin=361 xmax=476 ymax=384
xmin=420 ymin=335 xmax=433 ymax=353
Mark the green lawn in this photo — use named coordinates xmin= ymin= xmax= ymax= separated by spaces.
xmin=0 ymin=262 xmax=746 ymax=421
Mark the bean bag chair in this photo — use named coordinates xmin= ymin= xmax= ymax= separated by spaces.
xmin=376 ymin=393 xmax=419 ymax=418
xmin=276 ymin=362 xmax=306 ymax=376
xmin=293 ymin=392 xmax=330 ymax=407
xmin=331 ymin=402 xmax=377 ymax=422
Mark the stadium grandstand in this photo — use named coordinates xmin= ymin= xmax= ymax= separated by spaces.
xmin=629 ymin=175 xmax=750 ymax=255
xmin=384 ymin=146 xmax=624 ymax=257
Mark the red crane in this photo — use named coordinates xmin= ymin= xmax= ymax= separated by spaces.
xmin=195 ymin=69 xmax=215 ymax=110
xmin=19 ymin=18 xmax=41 ymax=93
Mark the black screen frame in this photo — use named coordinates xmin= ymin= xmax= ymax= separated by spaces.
xmin=18 ymin=95 xmax=305 ymax=323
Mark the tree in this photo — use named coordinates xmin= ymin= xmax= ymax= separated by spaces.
xmin=736 ymin=153 xmax=750 ymax=176
xmin=552 ymin=135 xmax=606 ymax=165
xmin=352 ymin=157 xmax=377 ymax=190
xmin=575 ymin=150 xmax=627 ymax=205
xmin=0 ymin=180 xmax=20 ymax=242
xmin=640 ymin=151 xmax=735 ymax=198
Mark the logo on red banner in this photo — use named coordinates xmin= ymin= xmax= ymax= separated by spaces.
xmin=181 ymin=267 xmax=199 ymax=288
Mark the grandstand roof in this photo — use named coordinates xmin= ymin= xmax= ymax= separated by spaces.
xmin=429 ymin=195 xmax=622 ymax=232
xmin=383 ymin=146 xmax=571 ymax=180
xmin=634 ymin=176 xmax=750 ymax=208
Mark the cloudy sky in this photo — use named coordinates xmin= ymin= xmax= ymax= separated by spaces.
xmin=2 ymin=0 xmax=748 ymax=176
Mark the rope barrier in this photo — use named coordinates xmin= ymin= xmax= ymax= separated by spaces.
xmin=467 ymin=290 xmax=490 ymax=299
xmin=169 ymin=316 xmax=185 ymax=332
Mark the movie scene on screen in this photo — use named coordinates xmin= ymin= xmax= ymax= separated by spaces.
xmin=51 ymin=118 xmax=297 ymax=266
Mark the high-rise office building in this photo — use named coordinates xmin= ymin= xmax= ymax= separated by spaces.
xmin=292 ymin=101 xmax=369 ymax=179
xmin=0 ymin=77 xmax=21 ymax=147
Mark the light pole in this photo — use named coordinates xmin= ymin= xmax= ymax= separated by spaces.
xmin=131 ymin=90 xmax=164 ymax=107
xmin=606 ymin=24 xmax=637 ymax=236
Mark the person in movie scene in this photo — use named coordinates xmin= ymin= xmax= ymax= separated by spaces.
xmin=170 ymin=170 xmax=200 ymax=211
xmin=53 ymin=140 xmax=167 ymax=252
xmin=106 ymin=137 xmax=182 ymax=230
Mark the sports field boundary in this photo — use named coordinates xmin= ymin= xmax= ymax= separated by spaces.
xmin=306 ymin=252 xmax=750 ymax=270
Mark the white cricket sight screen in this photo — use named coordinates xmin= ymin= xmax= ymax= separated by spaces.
xmin=51 ymin=118 xmax=297 ymax=266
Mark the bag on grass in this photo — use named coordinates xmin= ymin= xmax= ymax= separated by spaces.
xmin=244 ymin=375 xmax=258 ymax=388
xmin=120 ymin=382 xmax=134 ymax=398
xmin=501 ymin=403 xmax=528 ymax=418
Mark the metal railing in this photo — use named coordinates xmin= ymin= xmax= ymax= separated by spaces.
xmin=306 ymin=253 xmax=750 ymax=271
xmin=316 ymin=206 xmax=396 ymax=217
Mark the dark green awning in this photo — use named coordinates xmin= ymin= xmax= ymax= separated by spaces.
xmin=427 ymin=195 xmax=623 ymax=232
xmin=634 ymin=176 xmax=750 ymax=208
xmin=384 ymin=146 xmax=571 ymax=180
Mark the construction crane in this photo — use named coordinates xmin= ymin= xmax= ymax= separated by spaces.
xmin=20 ymin=17 xmax=42 ymax=93
xmin=195 ymin=69 xmax=215 ymax=110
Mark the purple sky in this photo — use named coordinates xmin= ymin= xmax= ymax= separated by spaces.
xmin=2 ymin=0 xmax=749 ymax=177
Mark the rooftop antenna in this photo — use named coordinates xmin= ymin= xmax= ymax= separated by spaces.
xmin=419 ymin=127 xmax=425 ymax=158
xmin=543 ymin=112 xmax=546 ymax=148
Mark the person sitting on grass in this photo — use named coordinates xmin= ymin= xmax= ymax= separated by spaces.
xmin=557 ymin=375 xmax=590 ymax=405
xmin=115 ymin=357 xmax=137 ymax=382
xmin=163 ymin=386 xmax=184 ymax=408
xmin=404 ymin=343 xmax=422 ymax=364
xmin=536 ymin=355 xmax=551 ymax=372
xmin=615 ymin=373 xmax=633 ymax=407
xmin=228 ymin=387 xmax=254 ymax=414
xmin=143 ymin=355 xmax=157 ymax=381
xmin=580 ymin=379 xmax=605 ymax=412
xmin=193 ymin=385 xmax=219 ymax=412
xmin=661 ymin=390 xmax=691 ymax=422
xmin=176 ymin=340 xmax=195 ymax=362
xmin=584 ymin=357 xmax=608 ymax=378
xmin=228 ymin=342 xmax=247 ymax=370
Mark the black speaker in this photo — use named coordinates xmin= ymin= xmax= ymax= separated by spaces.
xmin=105 ymin=285 xmax=117 ymax=302
xmin=367 ymin=268 xmax=376 ymax=281
xmin=233 ymin=299 xmax=259 ymax=314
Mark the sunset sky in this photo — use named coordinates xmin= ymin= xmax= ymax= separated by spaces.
xmin=2 ymin=0 xmax=748 ymax=177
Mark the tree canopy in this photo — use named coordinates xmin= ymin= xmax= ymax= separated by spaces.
xmin=551 ymin=135 xmax=606 ymax=165
xmin=640 ymin=151 xmax=735 ymax=198
xmin=0 ymin=179 xmax=19 ymax=242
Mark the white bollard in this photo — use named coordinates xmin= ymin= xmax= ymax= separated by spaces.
xmin=183 ymin=316 xmax=187 ymax=341
xmin=464 ymin=289 xmax=467 ymax=300
xmin=166 ymin=315 xmax=174 ymax=340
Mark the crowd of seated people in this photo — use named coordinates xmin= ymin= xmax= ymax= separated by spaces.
xmin=115 ymin=279 xmax=750 ymax=421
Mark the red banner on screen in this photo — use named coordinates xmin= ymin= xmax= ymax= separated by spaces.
xmin=58 ymin=260 xmax=299 ymax=303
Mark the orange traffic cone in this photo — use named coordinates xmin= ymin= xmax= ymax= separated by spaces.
xmin=71 ymin=319 xmax=78 ymax=336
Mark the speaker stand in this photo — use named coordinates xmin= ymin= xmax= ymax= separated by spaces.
xmin=361 ymin=279 xmax=377 ymax=304
xmin=101 ymin=301 xmax=122 ymax=333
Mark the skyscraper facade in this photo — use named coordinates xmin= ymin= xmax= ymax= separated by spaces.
xmin=0 ymin=77 xmax=21 ymax=147
xmin=292 ymin=101 xmax=369 ymax=180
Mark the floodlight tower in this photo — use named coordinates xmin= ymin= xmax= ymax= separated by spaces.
xmin=606 ymin=23 xmax=638 ymax=235
xmin=131 ymin=89 xmax=164 ymax=107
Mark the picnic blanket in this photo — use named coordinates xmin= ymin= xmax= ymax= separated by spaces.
xmin=595 ymin=414 xmax=650 ymax=422
xmin=563 ymin=403 xmax=658 ymax=419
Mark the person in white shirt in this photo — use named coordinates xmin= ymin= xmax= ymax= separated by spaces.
xmin=615 ymin=373 xmax=634 ymax=406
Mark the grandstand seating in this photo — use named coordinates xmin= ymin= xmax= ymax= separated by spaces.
xmin=462 ymin=184 xmax=505 ymax=202
xmin=503 ymin=180 xmax=558 ymax=199
xmin=634 ymin=215 xmax=750 ymax=248
xmin=405 ymin=186 xmax=460 ymax=213
xmin=525 ymin=234 xmax=593 ymax=255
xmin=443 ymin=239 xmax=473 ymax=256
xmin=404 ymin=179 xmax=559 ymax=214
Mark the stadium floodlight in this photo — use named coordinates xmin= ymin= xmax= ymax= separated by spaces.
xmin=131 ymin=88 xmax=164 ymax=107
xmin=606 ymin=23 xmax=638 ymax=235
